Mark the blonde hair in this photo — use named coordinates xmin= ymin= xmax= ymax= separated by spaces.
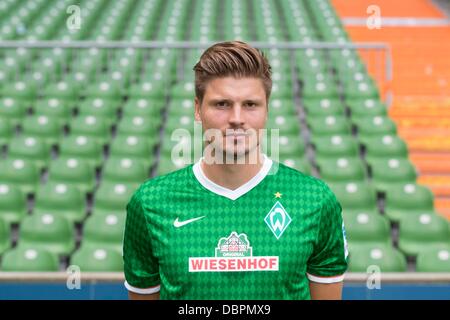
xmin=193 ymin=41 xmax=272 ymax=103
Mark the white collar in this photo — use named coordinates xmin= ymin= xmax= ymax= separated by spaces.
xmin=192 ymin=155 xmax=273 ymax=201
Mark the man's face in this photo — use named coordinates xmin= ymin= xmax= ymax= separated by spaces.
xmin=195 ymin=77 xmax=268 ymax=161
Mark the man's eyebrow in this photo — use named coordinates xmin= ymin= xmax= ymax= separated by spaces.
xmin=208 ymin=98 xmax=232 ymax=104
xmin=207 ymin=98 xmax=264 ymax=104
xmin=243 ymin=99 xmax=264 ymax=104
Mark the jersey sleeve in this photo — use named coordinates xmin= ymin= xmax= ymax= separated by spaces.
xmin=306 ymin=184 xmax=348 ymax=283
xmin=123 ymin=187 xmax=160 ymax=294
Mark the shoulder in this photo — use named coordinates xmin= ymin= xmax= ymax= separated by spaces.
xmin=273 ymin=161 xmax=331 ymax=192
xmin=131 ymin=165 xmax=193 ymax=201
xmin=272 ymin=161 xmax=338 ymax=205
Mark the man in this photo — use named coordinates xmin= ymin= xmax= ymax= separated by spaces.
xmin=123 ymin=41 xmax=348 ymax=300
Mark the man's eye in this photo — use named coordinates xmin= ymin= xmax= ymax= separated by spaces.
xmin=246 ymin=102 xmax=257 ymax=107
xmin=216 ymin=101 xmax=228 ymax=107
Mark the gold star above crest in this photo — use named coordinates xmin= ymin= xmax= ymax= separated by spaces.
xmin=274 ymin=192 xmax=282 ymax=199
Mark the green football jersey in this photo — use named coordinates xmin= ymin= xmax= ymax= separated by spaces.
xmin=123 ymin=156 xmax=348 ymax=300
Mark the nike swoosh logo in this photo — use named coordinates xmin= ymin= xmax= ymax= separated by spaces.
xmin=173 ymin=216 xmax=206 ymax=228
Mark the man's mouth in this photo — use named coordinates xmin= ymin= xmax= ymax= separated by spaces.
xmin=225 ymin=130 xmax=249 ymax=137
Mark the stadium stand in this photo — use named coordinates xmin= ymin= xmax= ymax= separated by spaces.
xmin=0 ymin=0 xmax=449 ymax=278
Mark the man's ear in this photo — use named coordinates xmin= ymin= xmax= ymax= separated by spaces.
xmin=194 ymin=97 xmax=202 ymax=123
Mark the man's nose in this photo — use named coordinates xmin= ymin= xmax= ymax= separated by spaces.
xmin=228 ymin=104 xmax=245 ymax=126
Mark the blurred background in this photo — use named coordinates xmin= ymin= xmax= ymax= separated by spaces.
xmin=0 ymin=0 xmax=449 ymax=299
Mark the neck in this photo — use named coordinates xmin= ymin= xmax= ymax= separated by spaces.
xmin=200 ymin=150 xmax=265 ymax=190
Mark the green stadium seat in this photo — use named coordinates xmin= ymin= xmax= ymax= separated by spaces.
xmin=141 ymin=53 xmax=177 ymax=84
xmin=1 ymin=80 xmax=37 ymax=103
xmin=33 ymin=182 xmax=86 ymax=223
xmin=92 ymin=182 xmax=137 ymax=216
xmin=77 ymin=98 xmax=118 ymax=127
xmin=1 ymin=247 xmax=59 ymax=272
xmin=280 ymin=157 xmax=311 ymax=175
xmin=68 ymin=115 xmax=111 ymax=146
xmin=102 ymin=157 xmax=148 ymax=185
xmin=0 ymin=118 xmax=13 ymax=146
xmin=398 ymin=213 xmax=450 ymax=256
xmin=266 ymin=115 xmax=301 ymax=135
xmin=47 ymin=157 xmax=96 ymax=194
xmin=362 ymin=135 xmax=409 ymax=161
xmin=354 ymin=116 xmax=397 ymax=139
xmin=329 ymin=49 xmax=362 ymax=68
xmin=307 ymin=115 xmax=352 ymax=137
xmin=116 ymin=115 xmax=159 ymax=138
xmin=298 ymin=61 xmax=329 ymax=81
xmin=328 ymin=182 xmax=378 ymax=215
xmin=82 ymin=213 xmax=125 ymax=254
xmin=167 ymin=99 xmax=194 ymax=119
xmin=7 ymin=136 xmax=50 ymax=170
xmin=109 ymin=135 xmax=154 ymax=169
xmin=63 ymin=71 xmax=92 ymax=92
xmin=73 ymin=56 xmax=98 ymax=76
xmin=99 ymin=71 xmax=132 ymax=94
xmin=58 ymin=135 xmax=104 ymax=170
xmin=28 ymin=70 xmax=51 ymax=86
xmin=59 ymin=76 xmax=85 ymax=94
xmin=343 ymin=79 xmax=379 ymax=99
xmin=128 ymin=81 xmax=165 ymax=100
xmin=272 ymin=71 xmax=292 ymax=88
xmin=44 ymin=48 xmax=72 ymax=65
xmin=0 ymin=57 xmax=20 ymax=80
xmin=343 ymin=211 xmax=391 ymax=246
xmin=265 ymin=134 xmax=305 ymax=158
xmin=368 ymin=158 xmax=417 ymax=192
xmin=312 ymin=135 xmax=360 ymax=159
xmin=416 ymin=246 xmax=450 ymax=272
xmin=165 ymin=114 xmax=196 ymax=134
xmin=155 ymin=156 xmax=191 ymax=176
xmin=384 ymin=184 xmax=435 ymax=222
xmin=70 ymin=246 xmax=123 ymax=272
xmin=122 ymin=98 xmax=163 ymax=118
xmin=111 ymin=55 xmax=140 ymax=77
xmin=0 ymin=158 xmax=40 ymax=195
xmin=82 ymin=44 xmax=101 ymax=58
xmin=0 ymin=217 xmax=11 ymax=255
xmin=171 ymin=81 xmax=195 ymax=99
xmin=18 ymin=213 xmax=75 ymax=256
xmin=0 ymin=183 xmax=27 ymax=225
xmin=303 ymin=98 xmax=344 ymax=117
xmin=0 ymin=97 xmax=26 ymax=127
xmin=269 ymin=99 xmax=296 ymax=116
xmin=270 ymin=82 xmax=294 ymax=99
xmin=340 ymin=71 xmax=376 ymax=89
xmin=302 ymin=80 xmax=338 ymax=99
xmin=84 ymin=80 xmax=122 ymax=100
xmin=347 ymin=98 xmax=387 ymax=120
xmin=317 ymin=157 xmax=367 ymax=183
xmin=347 ymin=244 xmax=407 ymax=272
xmin=334 ymin=57 xmax=367 ymax=76
xmin=43 ymin=81 xmax=78 ymax=101
xmin=32 ymin=57 xmax=61 ymax=77
xmin=114 ymin=49 xmax=143 ymax=73
xmin=21 ymin=115 xmax=62 ymax=146
xmin=32 ymin=98 xmax=72 ymax=126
